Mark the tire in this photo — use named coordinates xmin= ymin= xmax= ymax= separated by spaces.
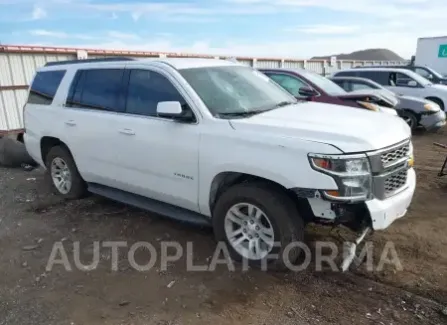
xmin=45 ymin=145 xmax=87 ymax=199
xmin=399 ymin=111 xmax=418 ymax=131
xmin=212 ymin=182 xmax=305 ymax=271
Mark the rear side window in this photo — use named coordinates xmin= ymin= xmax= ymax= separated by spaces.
xmin=27 ymin=70 xmax=66 ymax=105
xmin=357 ymin=71 xmax=389 ymax=86
xmin=66 ymin=69 xmax=125 ymax=112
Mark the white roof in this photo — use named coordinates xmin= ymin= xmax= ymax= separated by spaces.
xmin=344 ymin=67 xmax=410 ymax=73
xmin=137 ymin=58 xmax=241 ymax=70
xmin=40 ymin=57 xmax=242 ymax=72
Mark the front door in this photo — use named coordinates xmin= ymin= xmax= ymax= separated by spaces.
xmin=113 ymin=66 xmax=201 ymax=212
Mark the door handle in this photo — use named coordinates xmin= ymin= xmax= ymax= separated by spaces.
xmin=65 ymin=120 xmax=76 ymax=126
xmin=118 ymin=128 xmax=135 ymax=135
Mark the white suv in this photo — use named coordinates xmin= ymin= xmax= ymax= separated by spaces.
xmin=24 ymin=57 xmax=416 ymax=271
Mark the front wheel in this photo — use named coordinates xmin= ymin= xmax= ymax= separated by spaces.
xmin=399 ymin=111 xmax=418 ymax=131
xmin=212 ymin=182 xmax=305 ymax=271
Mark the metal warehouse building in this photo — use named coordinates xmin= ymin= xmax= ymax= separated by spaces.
xmin=0 ymin=44 xmax=407 ymax=135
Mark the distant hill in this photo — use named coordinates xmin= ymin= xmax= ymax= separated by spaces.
xmin=311 ymin=48 xmax=404 ymax=61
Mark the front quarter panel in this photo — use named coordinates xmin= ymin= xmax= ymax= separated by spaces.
xmin=198 ymin=123 xmax=342 ymax=216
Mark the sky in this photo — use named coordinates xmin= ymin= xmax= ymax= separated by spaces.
xmin=0 ymin=0 xmax=445 ymax=59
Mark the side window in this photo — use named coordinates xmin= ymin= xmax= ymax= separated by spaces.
xmin=265 ymin=73 xmax=308 ymax=97
xmin=66 ymin=69 xmax=125 ymax=112
xmin=332 ymin=79 xmax=349 ymax=91
xmin=392 ymin=72 xmax=414 ymax=87
xmin=351 ymin=82 xmax=374 ymax=91
xmin=27 ymin=70 xmax=66 ymax=105
xmin=359 ymin=71 xmax=389 ymax=86
xmin=125 ymin=69 xmax=188 ymax=117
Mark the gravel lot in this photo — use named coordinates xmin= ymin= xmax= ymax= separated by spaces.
xmin=1 ymin=129 xmax=446 ymax=325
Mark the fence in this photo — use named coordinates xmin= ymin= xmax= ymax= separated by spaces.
xmin=0 ymin=44 xmax=408 ymax=133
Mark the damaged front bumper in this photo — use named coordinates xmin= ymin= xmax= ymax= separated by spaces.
xmin=420 ymin=109 xmax=446 ymax=131
xmin=306 ymin=167 xmax=416 ymax=231
xmin=366 ymin=168 xmax=416 ymax=230
xmin=303 ymin=168 xmax=416 ymax=271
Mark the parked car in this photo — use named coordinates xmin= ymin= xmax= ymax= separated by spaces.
xmin=259 ymin=68 xmax=398 ymax=115
xmin=330 ymin=76 xmax=446 ymax=131
xmin=333 ymin=67 xmax=447 ymax=111
xmin=24 ymin=57 xmax=415 ymax=271
xmin=354 ymin=64 xmax=447 ymax=85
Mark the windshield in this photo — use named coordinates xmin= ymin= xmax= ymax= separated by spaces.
xmin=403 ymin=70 xmax=433 ymax=86
xmin=299 ymin=70 xmax=347 ymax=96
xmin=425 ymin=66 xmax=443 ymax=79
xmin=179 ymin=66 xmax=297 ymax=118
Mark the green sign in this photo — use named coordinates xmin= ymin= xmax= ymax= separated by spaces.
xmin=438 ymin=44 xmax=447 ymax=58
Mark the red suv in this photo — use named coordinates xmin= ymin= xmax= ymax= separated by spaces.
xmin=260 ymin=68 xmax=397 ymax=111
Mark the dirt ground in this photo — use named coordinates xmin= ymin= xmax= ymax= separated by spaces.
xmin=1 ymin=129 xmax=447 ymax=325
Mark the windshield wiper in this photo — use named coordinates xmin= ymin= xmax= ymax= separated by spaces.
xmin=218 ymin=101 xmax=297 ymax=119
xmin=272 ymin=100 xmax=297 ymax=108
xmin=218 ymin=111 xmax=264 ymax=118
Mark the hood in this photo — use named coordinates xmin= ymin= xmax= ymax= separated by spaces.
xmin=229 ymin=102 xmax=410 ymax=153
xmin=430 ymin=84 xmax=447 ymax=92
xmin=337 ymin=90 xmax=398 ymax=108
xmin=398 ymin=95 xmax=437 ymax=113
xmin=399 ymin=95 xmax=428 ymax=104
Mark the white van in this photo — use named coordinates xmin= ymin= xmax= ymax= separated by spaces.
xmin=23 ymin=57 xmax=416 ymax=271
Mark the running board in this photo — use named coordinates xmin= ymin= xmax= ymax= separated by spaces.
xmin=87 ymin=183 xmax=211 ymax=227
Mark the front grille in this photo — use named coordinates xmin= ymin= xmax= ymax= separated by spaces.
xmin=384 ymin=169 xmax=407 ymax=195
xmin=380 ymin=143 xmax=410 ymax=167
xmin=369 ymin=141 xmax=411 ymax=199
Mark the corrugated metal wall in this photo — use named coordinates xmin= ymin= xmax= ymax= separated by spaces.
xmin=0 ymin=45 xmax=407 ymax=133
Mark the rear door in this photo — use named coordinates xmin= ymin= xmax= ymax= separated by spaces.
xmin=62 ymin=66 xmax=127 ymax=187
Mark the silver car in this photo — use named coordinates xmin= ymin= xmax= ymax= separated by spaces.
xmin=330 ymin=76 xmax=446 ymax=131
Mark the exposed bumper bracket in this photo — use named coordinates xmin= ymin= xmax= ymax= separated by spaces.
xmin=340 ymin=227 xmax=371 ymax=272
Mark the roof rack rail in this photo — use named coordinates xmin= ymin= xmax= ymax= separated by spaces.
xmin=44 ymin=57 xmax=136 ymax=67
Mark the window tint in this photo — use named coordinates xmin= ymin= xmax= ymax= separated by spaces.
xmin=266 ymin=73 xmax=308 ymax=97
xmin=357 ymin=71 xmax=389 ymax=86
xmin=27 ymin=70 xmax=66 ymax=105
xmin=125 ymin=69 xmax=187 ymax=117
xmin=66 ymin=69 xmax=125 ymax=112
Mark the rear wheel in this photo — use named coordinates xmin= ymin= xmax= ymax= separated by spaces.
xmin=45 ymin=146 xmax=87 ymax=199
xmin=212 ymin=182 xmax=305 ymax=271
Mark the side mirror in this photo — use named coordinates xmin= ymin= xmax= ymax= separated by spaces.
xmin=407 ymin=80 xmax=418 ymax=87
xmin=157 ymin=101 xmax=183 ymax=118
xmin=156 ymin=101 xmax=195 ymax=122
xmin=298 ymin=86 xmax=317 ymax=97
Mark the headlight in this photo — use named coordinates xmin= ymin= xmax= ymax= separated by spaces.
xmin=358 ymin=101 xmax=380 ymax=112
xmin=309 ymin=154 xmax=372 ymax=201
xmin=424 ymin=102 xmax=440 ymax=112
